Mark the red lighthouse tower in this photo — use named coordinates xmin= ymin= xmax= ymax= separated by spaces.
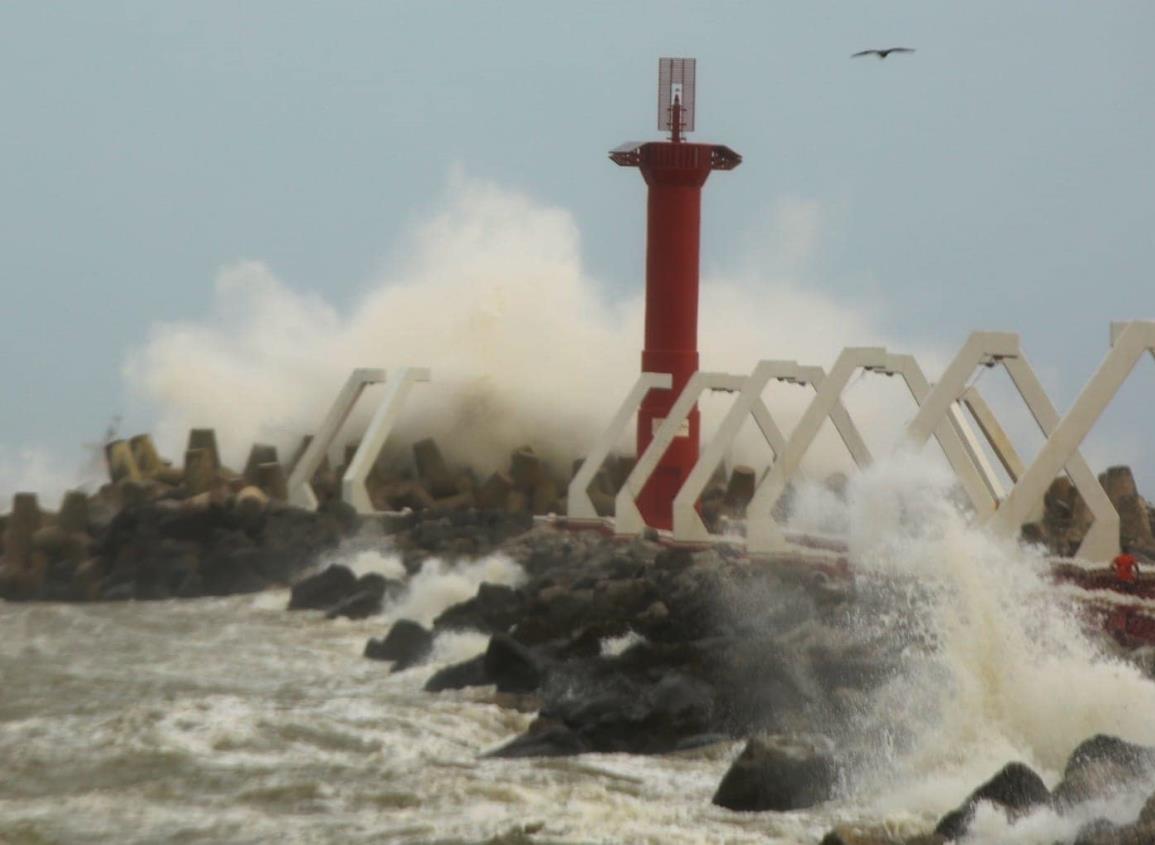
xmin=611 ymin=58 xmax=741 ymax=529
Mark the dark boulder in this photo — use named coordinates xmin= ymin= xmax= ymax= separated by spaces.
xmin=487 ymin=718 xmax=586 ymax=758
xmin=934 ymin=762 xmax=1049 ymax=840
xmin=484 ymin=633 xmax=547 ymax=693
xmin=1073 ymin=818 xmax=1121 ymax=845
xmin=712 ymin=733 xmax=837 ymax=812
xmin=1140 ymin=789 xmax=1155 ymax=826
xmin=288 ymin=564 xmax=358 ymax=611
xmin=533 ymin=671 xmax=715 ymax=756
xmin=1052 ymin=734 xmax=1155 ymax=807
xmin=325 ymin=573 xmax=398 ymax=620
xmin=365 ymin=619 xmax=434 ymax=670
xmin=199 ymin=545 xmax=274 ymax=596
xmin=260 ymin=505 xmax=346 ymax=580
xmin=424 ymin=654 xmax=489 ymax=692
xmin=433 ymin=582 xmax=527 ymax=634
xmin=393 ymin=508 xmax=533 ymax=562
xmin=512 ymin=585 xmax=594 ymax=644
xmin=653 ymin=546 xmax=695 ymax=573
xmin=100 ymin=581 xmax=135 ymax=602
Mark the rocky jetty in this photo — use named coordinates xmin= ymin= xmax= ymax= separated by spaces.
xmin=12 ymin=422 xmax=1155 ymax=842
xmin=0 ymin=431 xmax=643 ymax=603
xmin=332 ymin=521 xmax=892 ymax=775
xmin=0 ymin=431 xmax=357 ymax=601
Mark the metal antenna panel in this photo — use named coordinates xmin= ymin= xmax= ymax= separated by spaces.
xmin=658 ymin=57 xmax=695 ymax=133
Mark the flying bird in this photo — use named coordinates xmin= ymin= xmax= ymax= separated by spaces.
xmin=851 ymin=47 xmax=916 ymax=59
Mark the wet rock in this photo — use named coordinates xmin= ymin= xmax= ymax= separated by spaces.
xmin=434 ymin=582 xmax=527 ymax=634
xmin=484 ymin=633 xmax=546 ymax=693
xmin=712 ymin=733 xmax=837 ymax=812
xmin=1139 ymin=789 xmax=1155 ymax=826
xmin=199 ymin=545 xmax=274 ymax=596
xmin=325 ymin=573 xmax=396 ymax=620
xmin=97 ymin=578 xmax=135 ymax=601
xmin=634 ymin=600 xmax=670 ymax=636
xmin=653 ymin=546 xmax=694 ymax=573
xmin=1073 ymin=818 xmax=1121 ymax=845
xmin=32 ymin=525 xmax=69 ymax=560
xmin=487 ymin=718 xmax=585 ymax=758
xmin=288 ymin=564 xmax=358 ymax=611
xmin=1052 ymin=734 xmax=1155 ymax=807
xmin=934 ymin=761 xmax=1049 ymax=840
xmin=424 ymin=654 xmax=489 ymax=692
xmin=365 ymin=619 xmax=434 ymax=669
xmin=594 ymin=576 xmax=657 ymax=617
xmin=261 ymin=504 xmax=348 ymax=576
xmin=71 ymin=557 xmax=106 ymax=601
xmin=490 ymin=691 xmax=543 ymax=713
xmin=540 ymin=672 xmax=715 ymax=755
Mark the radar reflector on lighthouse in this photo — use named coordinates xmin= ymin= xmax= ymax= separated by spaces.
xmin=658 ymin=57 xmax=695 ymax=133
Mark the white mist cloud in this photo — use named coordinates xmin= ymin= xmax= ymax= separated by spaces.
xmin=122 ymin=170 xmax=931 ymax=480
xmin=0 ymin=445 xmax=95 ymax=512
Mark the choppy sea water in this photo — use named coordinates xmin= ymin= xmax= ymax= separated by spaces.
xmin=7 ymin=459 xmax=1155 ymax=844
xmin=0 ymin=590 xmax=866 ymax=845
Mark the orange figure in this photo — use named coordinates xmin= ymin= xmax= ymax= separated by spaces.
xmin=1113 ymin=551 xmax=1140 ymax=585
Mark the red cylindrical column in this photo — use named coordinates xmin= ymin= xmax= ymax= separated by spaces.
xmin=611 ymin=120 xmax=739 ymax=531
xmin=635 ymin=144 xmax=713 ymax=529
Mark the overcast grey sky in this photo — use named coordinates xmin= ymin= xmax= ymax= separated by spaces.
xmin=2 ymin=2 xmax=1153 ymax=492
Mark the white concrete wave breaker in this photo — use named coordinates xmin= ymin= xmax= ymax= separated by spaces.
xmin=287 ymin=367 xmax=430 ymax=513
